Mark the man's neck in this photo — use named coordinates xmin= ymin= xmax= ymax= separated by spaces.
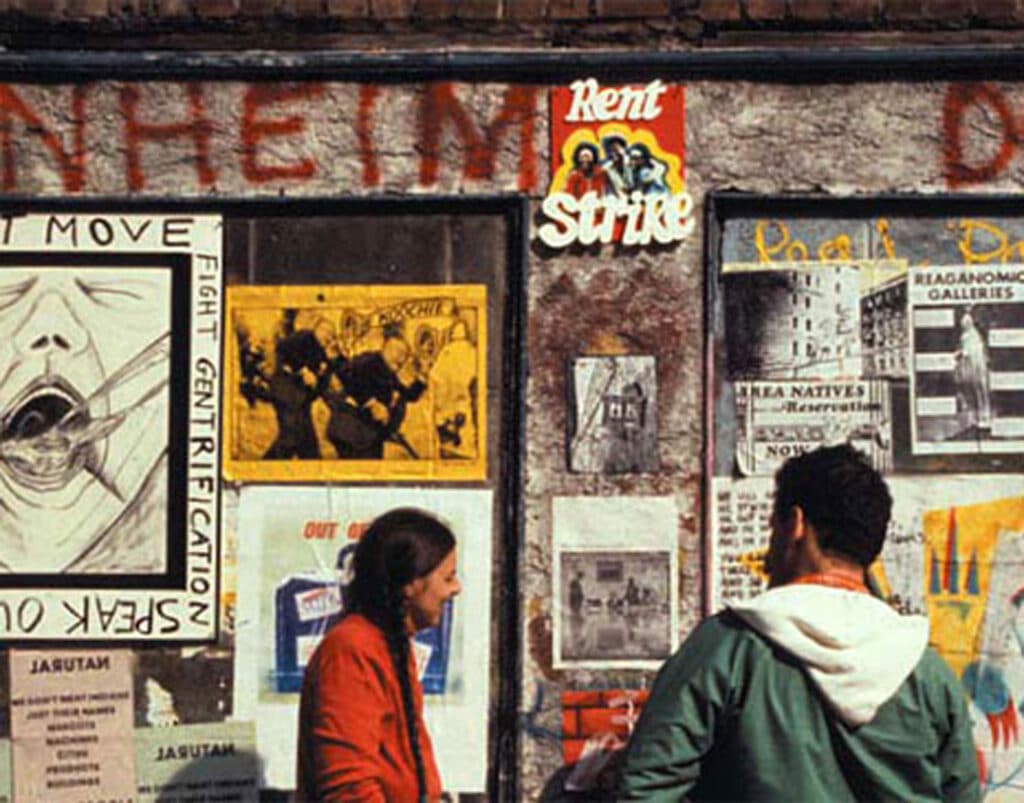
xmin=791 ymin=557 xmax=868 ymax=592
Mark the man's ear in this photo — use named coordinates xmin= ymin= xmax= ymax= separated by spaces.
xmin=789 ymin=505 xmax=807 ymax=543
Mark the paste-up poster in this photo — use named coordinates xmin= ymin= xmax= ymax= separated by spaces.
xmin=134 ymin=721 xmax=258 ymax=803
xmin=568 ymin=355 xmax=658 ymax=474
xmin=233 ymin=487 xmax=492 ymax=793
xmin=909 ymin=265 xmax=1024 ymax=455
xmin=224 ymin=285 xmax=487 ymax=482
xmin=734 ymin=380 xmax=892 ymax=475
xmin=9 ymin=649 xmax=135 ymax=802
xmin=537 ymin=78 xmax=693 ymax=249
xmin=708 ymin=474 xmax=1024 ymax=617
xmin=552 ymin=496 xmax=679 ymax=670
xmin=0 ymin=213 xmax=221 ymax=642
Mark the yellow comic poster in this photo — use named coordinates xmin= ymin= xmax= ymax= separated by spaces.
xmin=224 ymin=285 xmax=487 ymax=481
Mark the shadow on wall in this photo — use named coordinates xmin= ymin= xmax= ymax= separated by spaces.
xmin=149 ymin=749 xmax=263 ymax=803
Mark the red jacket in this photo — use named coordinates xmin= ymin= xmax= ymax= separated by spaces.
xmin=296 ymin=614 xmax=442 ymax=802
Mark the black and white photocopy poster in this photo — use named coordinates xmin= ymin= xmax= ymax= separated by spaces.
xmin=0 ymin=212 xmax=222 ymax=641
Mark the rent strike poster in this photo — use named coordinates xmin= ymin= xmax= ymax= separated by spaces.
xmin=9 ymin=649 xmax=135 ymax=802
xmin=537 ymin=78 xmax=693 ymax=249
xmin=0 ymin=212 xmax=221 ymax=642
xmin=224 ymin=284 xmax=487 ymax=482
xmin=233 ymin=486 xmax=492 ymax=793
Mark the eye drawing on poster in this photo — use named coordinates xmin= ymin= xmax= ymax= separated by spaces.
xmin=0 ymin=266 xmax=171 ymax=574
xmin=568 ymin=355 xmax=658 ymax=474
xmin=225 ymin=284 xmax=487 ymax=482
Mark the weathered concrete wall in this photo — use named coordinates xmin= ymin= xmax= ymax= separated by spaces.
xmin=0 ymin=76 xmax=1019 ymax=799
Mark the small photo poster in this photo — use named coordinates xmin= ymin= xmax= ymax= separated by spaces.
xmin=568 ymin=355 xmax=658 ymax=474
xmin=552 ymin=496 xmax=679 ymax=670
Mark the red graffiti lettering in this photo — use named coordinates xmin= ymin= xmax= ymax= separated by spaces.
xmin=943 ymin=82 xmax=1020 ymax=188
xmin=346 ymin=521 xmax=369 ymax=541
xmin=357 ymin=84 xmax=381 ymax=187
xmin=0 ymin=84 xmax=86 ymax=192
xmin=241 ymin=83 xmax=324 ymax=183
xmin=418 ymin=82 xmax=539 ymax=191
xmin=121 ymin=83 xmax=216 ymax=192
xmin=303 ymin=521 xmax=339 ymax=540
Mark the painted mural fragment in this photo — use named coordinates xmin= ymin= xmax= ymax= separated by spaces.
xmin=923 ymin=494 xmax=1024 ymax=798
xmin=224 ymin=284 xmax=486 ymax=481
xmin=537 ymin=78 xmax=693 ymax=249
xmin=560 ymin=689 xmax=648 ymax=795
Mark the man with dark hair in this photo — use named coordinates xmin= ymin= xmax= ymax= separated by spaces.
xmin=617 ymin=444 xmax=979 ymax=802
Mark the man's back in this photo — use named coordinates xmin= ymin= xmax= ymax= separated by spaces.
xmin=617 ymin=592 xmax=979 ymax=802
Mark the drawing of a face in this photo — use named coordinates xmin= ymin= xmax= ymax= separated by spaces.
xmin=0 ymin=267 xmax=171 ymax=572
xmin=381 ymin=337 xmax=410 ymax=374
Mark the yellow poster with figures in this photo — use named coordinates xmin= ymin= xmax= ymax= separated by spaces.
xmin=924 ymin=496 xmax=1024 ymax=676
xmin=223 ymin=284 xmax=486 ymax=481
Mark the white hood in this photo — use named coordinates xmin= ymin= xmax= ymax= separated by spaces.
xmin=729 ymin=584 xmax=930 ymax=727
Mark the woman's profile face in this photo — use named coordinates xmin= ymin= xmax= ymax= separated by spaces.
xmin=404 ymin=548 xmax=460 ymax=631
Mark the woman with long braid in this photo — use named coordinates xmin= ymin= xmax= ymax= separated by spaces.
xmin=296 ymin=508 xmax=460 ymax=802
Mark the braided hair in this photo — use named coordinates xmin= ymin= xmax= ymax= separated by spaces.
xmin=344 ymin=508 xmax=456 ymax=803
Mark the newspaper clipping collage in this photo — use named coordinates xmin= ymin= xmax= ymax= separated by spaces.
xmin=711 ymin=217 xmax=1024 ymax=798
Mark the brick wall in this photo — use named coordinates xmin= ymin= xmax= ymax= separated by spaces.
xmin=4 ymin=0 xmax=1024 ymax=43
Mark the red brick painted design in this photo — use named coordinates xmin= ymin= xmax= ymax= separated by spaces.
xmin=561 ymin=689 xmax=649 ymax=765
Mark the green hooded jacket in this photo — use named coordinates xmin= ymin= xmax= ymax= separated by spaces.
xmin=617 ymin=585 xmax=980 ymax=802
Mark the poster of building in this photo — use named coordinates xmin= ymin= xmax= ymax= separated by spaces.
xmin=0 ymin=212 xmax=221 ymax=642
xmin=734 ymin=380 xmax=892 ymax=475
xmin=537 ymin=78 xmax=693 ymax=249
xmin=552 ymin=496 xmax=678 ymax=670
xmin=568 ymin=355 xmax=658 ymax=474
xmin=861 ymin=274 xmax=909 ymax=379
xmin=9 ymin=649 xmax=136 ymax=802
xmin=909 ymin=265 xmax=1024 ymax=455
xmin=224 ymin=284 xmax=487 ymax=482
xmin=722 ymin=261 xmax=867 ymax=380
xmin=233 ymin=486 xmax=492 ymax=793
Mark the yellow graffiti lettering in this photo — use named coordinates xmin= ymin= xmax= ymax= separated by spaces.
xmin=875 ymin=218 xmax=896 ymax=259
xmin=818 ymin=234 xmax=852 ymax=261
xmin=955 ymin=218 xmax=1024 ymax=264
xmin=786 ymin=240 xmax=808 ymax=261
xmin=755 ymin=219 xmax=790 ymax=263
